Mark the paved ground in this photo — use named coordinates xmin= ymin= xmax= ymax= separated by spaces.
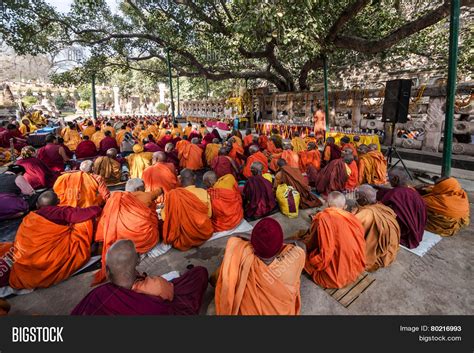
xmin=6 ymin=176 xmax=474 ymax=315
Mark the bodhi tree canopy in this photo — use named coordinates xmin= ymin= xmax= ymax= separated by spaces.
xmin=1 ymin=0 xmax=472 ymax=93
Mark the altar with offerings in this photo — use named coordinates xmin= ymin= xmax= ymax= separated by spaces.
xmin=326 ymin=131 xmax=382 ymax=151
xmin=255 ymin=121 xmax=313 ymax=139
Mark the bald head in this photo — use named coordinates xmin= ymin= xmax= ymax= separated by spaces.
xmin=37 ymin=191 xmax=59 ymax=208
xmin=165 ymin=143 xmax=174 ymax=152
xmin=125 ymin=178 xmax=145 ymax=192
xmin=153 ymin=151 xmax=167 ymax=163
xmin=105 ymin=239 xmax=138 ymax=288
xmin=368 ymin=144 xmax=378 ymax=151
xmin=308 ymin=142 xmax=316 ymax=151
xmin=106 ymin=148 xmax=118 ymax=158
xmin=203 ymin=171 xmax=217 ymax=188
xmin=191 ymin=137 xmax=199 ymax=144
xmin=250 ymin=161 xmax=263 ymax=176
xmin=327 ymin=191 xmax=346 ymax=209
xmin=249 ymin=145 xmax=259 ymax=155
xmin=357 ymin=184 xmax=377 ymax=206
xmin=179 ymin=168 xmax=196 ymax=187
xmin=388 ymin=167 xmax=409 ymax=187
xmin=212 ymin=138 xmax=219 ymax=144
xmin=358 ymin=144 xmax=369 ymax=154
xmin=326 ymin=137 xmax=335 ymax=144
xmin=218 ymin=147 xmax=229 ymax=156
xmin=277 ymin=158 xmax=287 ymax=168
xmin=80 ymin=160 xmax=93 ymax=173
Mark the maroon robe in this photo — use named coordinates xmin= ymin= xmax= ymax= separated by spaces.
xmin=379 ymin=186 xmax=427 ymax=249
xmin=211 ymin=156 xmax=236 ymax=179
xmin=99 ymin=136 xmax=119 ymax=156
xmin=75 ymin=140 xmax=97 ymax=159
xmin=144 ymin=142 xmax=162 ymax=152
xmin=158 ymin=135 xmax=173 ymax=149
xmin=165 ymin=150 xmax=180 ymax=172
xmin=312 ymin=158 xmax=348 ymax=194
xmin=71 ymin=266 xmax=208 ymax=315
xmin=15 ymin=157 xmax=55 ymax=189
xmin=36 ymin=205 xmax=102 ymax=225
xmin=0 ymin=130 xmax=26 ymax=150
xmin=37 ymin=143 xmax=65 ymax=173
xmin=243 ymin=175 xmax=277 ymax=220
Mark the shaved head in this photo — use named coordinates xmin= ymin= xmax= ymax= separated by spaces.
xmin=368 ymin=144 xmax=378 ymax=151
xmin=212 ymin=138 xmax=219 ymax=144
xmin=80 ymin=160 xmax=93 ymax=173
xmin=191 ymin=137 xmax=199 ymax=144
xmin=250 ymin=161 xmax=263 ymax=176
xmin=277 ymin=158 xmax=287 ymax=168
xmin=153 ymin=151 xmax=167 ymax=163
xmin=105 ymin=239 xmax=138 ymax=288
xmin=308 ymin=142 xmax=316 ymax=151
xmin=125 ymin=178 xmax=145 ymax=192
xmin=358 ymin=144 xmax=369 ymax=154
xmin=326 ymin=137 xmax=335 ymax=144
xmin=327 ymin=191 xmax=346 ymax=209
xmin=165 ymin=143 xmax=174 ymax=152
xmin=357 ymin=184 xmax=377 ymax=205
xmin=203 ymin=171 xmax=217 ymax=188
xmin=218 ymin=147 xmax=229 ymax=156
xmin=249 ymin=145 xmax=259 ymax=155
xmin=179 ymin=168 xmax=196 ymax=187
xmin=106 ymin=148 xmax=118 ymax=158
xmin=388 ymin=167 xmax=409 ymax=187
xmin=37 ymin=191 xmax=59 ymax=208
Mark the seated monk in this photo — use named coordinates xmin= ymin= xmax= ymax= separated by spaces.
xmin=341 ymin=148 xmax=359 ymax=191
xmin=61 ymin=122 xmax=81 ymax=151
xmin=243 ymin=162 xmax=277 ymax=220
xmin=421 ymin=177 xmax=470 ymax=237
xmin=322 ymin=136 xmax=341 ymax=166
xmin=258 ymin=133 xmax=268 ymax=150
xmin=243 ymin=145 xmax=268 ymax=179
xmin=205 ymin=138 xmax=222 ymax=166
xmin=203 ymin=171 xmax=243 ymax=232
xmin=15 ymin=146 xmax=55 ymax=189
xmin=143 ymin=136 xmax=162 ymax=152
xmin=37 ymin=134 xmax=70 ymax=173
xmin=161 ymin=169 xmax=213 ymax=250
xmin=175 ymin=135 xmax=190 ymax=156
xmin=312 ymin=150 xmax=357 ymax=194
xmin=179 ymin=138 xmax=204 ymax=170
xmin=53 ymin=160 xmax=110 ymax=208
xmin=98 ymin=130 xmax=119 ymax=156
xmin=82 ymin=120 xmax=96 ymax=139
xmin=215 ymin=218 xmax=305 ymax=315
xmin=304 ymin=132 xmax=317 ymax=146
xmin=93 ymin=148 xmax=122 ymax=185
xmin=304 ymin=192 xmax=366 ymax=288
xmin=211 ymin=147 xmax=239 ymax=178
xmin=291 ymin=131 xmax=306 ymax=153
xmin=274 ymin=159 xmax=322 ymax=209
xmin=9 ymin=191 xmax=100 ymax=289
xmin=72 ymin=240 xmax=208 ymax=315
xmin=126 ymin=144 xmax=153 ymax=179
xmin=143 ymin=151 xmax=179 ymax=196
xmin=75 ymin=135 xmax=97 ymax=159
xmin=378 ymin=167 xmax=427 ymax=249
xmin=164 ymin=142 xmax=180 ymax=172
xmin=355 ymin=184 xmax=400 ymax=272
xmin=91 ymin=127 xmax=105 ymax=149
xmin=93 ymin=178 xmax=161 ymax=284
xmin=340 ymin=136 xmax=358 ymax=160
xmin=270 ymin=143 xmax=299 ymax=172
xmin=243 ymin=129 xmax=254 ymax=147
xmin=299 ymin=142 xmax=321 ymax=175
xmin=228 ymin=137 xmax=245 ymax=167
xmin=358 ymin=144 xmax=387 ymax=185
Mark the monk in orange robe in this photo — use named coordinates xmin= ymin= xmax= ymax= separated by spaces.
xmin=203 ymin=171 xmax=243 ymax=232
xmin=228 ymin=138 xmax=245 ymax=166
xmin=53 ymin=160 xmax=110 ymax=207
xmin=243 ymin=145 xmax=268 ymax=179
xmin=9 ymin=191 xmax=100 ymax=289
xmin=205 ymin=138 xmax=222 ymax=166
xmin=183 ymin=123 xmax=193 ymax=138
xmin=264 ymin=136 xmax=282 ymax=157
xmin=270 ymin=143 xmax=299 ymax=172
xmin=243 ymin=129 xmax=254 ymax=147
xmin=93 ymin=178 xmax=161 ymax=284
xmin=215 ymin=218 xmax=305 ymax=315
xmin=127 ymin=144 xmax=153 ymax=179
xmin=299 ymin=142 xmax=321 ymax=173
xmin=143 ymin=151 xmax=179 ymax=196
xmin=91 ymin=127 xmax=105 ymax=149
xmin=176 ymin=136 xmax=190 ymax=155
xmin=340 ymin=136 xmax=358 ymax=160
xmin=358 ymin=144 xmax=387 ymax=185
xmin=258 ymin=133 xmax=268 ymax=150
xmin=355 ymin=184 xmax=400 ymax=272
xmin=304 ymin=192 xmax=366 ymax=288
xmin=342 ymin=148 xmax=359 ymax=191
xmin=102 ymin=122 xmax=116 ymax=138
xmin=93 ymin=148 xmax=121 ymax=185
xmin=61 ymin=122 xmax=81 ymax=151
xmin=82 ymin=121 xmax=96 ymax=139
xmin=161 ymin=169 xmax=213 ymax=250
xmin=290 ymin=131 xmax=306 ymax=153
xmin=179 ymin=138 xmax=204 ymax=170
xmin=421 ymin=177 xmax=470 ymax=236
xmin=116 ymin=125 xmax=128 ymax=146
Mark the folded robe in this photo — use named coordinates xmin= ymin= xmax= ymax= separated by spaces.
xmin=422 ymin=178 xmax=470 ymax=236
xmin=143 ymin=162 xmax=178 ymax=194
xmin=205 ymin=143 xmax=221 ymax=166
xmin=9 ymin=212 xmax=93 ymax=289
xmin=179 ymin=143 xmax=203 ymax=170
xmin=379 ymin=186 xmax=427 ymax=249
xmin=162 ymin=188 xmax=213 ymax=250
xmin=94 ymin=192 xmax=159 ymax=284
xmin=72 ymin=266 xmax=208 ymax=316
xmin=278 ymin=166 xmax=321 ymax=209
xmin=304 ymin=207 xmax=366 ymax=288
xmin=53 ymin=171 xmax=107 ymax=208
xmin=243 ymin=175 xmax=276 ymax=220
xmin=208 ymin=186 xmax=243 ymax=232
xmin=15 ymin=157 xmax=55 ymax=189
xmin=312 ymin=158 xmax=348 ymax=194
xmin=215 ymin=237 xmax=304 ymax=315
xmin=355 ymin=203 xmax=400 ymax=272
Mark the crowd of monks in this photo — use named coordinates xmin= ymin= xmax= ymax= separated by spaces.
xmin=0 ymin=114 xmax=470 ymax=316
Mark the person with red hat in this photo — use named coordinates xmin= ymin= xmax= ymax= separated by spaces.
xmin=214 ymin=217 xmax=305 ymax=315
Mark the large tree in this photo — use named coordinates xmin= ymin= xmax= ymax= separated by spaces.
xmin=1 ymin=0 xmax=472 ymax=92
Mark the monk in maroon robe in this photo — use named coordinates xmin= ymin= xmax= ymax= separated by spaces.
xmin=211 ymin=147 xmax=238 ymax=178
xmin=99 ymin=131 xmax=119 ymax=156
xmin=312 ymin=158 xmax=348 ymax=195
xmin=75 ymin=136 xmax=97 ymax=159
xmin=243 ymin=161 xmax=276 ymax=220
xmin=15 ymin=146 xmax=55 ymax=189
xmin=37 ymin=134 xmax=70 ymax=173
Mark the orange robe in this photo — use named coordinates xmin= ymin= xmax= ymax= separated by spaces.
xmin=291 ymin=137 xmax=307 ymax=153
xmin=127 ymin=151 xmax=153 ymax=179
xmin=9 ymin=212 xmax=93 ymax=289
xmin=116 ymin=130 xmax=127 ymax=146
xmin=208 ymin=181 xmax=243 ymax=232
xmin=205 ymin=143 xmax=221 ymax=166
xmin=179 ymin=143 xmax=204 ymax=170
xmin=176 ymin=140 xmax=190 ymax=155
xmin=162 ymin=188 xmax=213 ymax=250
xmin=61 ymin=127 xmax=81 ymax=151
xmin=344 ymin=160 xmax=359 ymax=190
xmin=243 ymin=134 xmax=253 ymax=147
xmin=91 ymin=131 xmax=105 ymax=149
xmin=422 ymin=178 xmax=470 ymax=236
xmin=265 ymin=140 xmax=282 ymax=156
xmin=305 ymin=207 xmax=366 ymax=288
xmin=299 ymin=149 xmax=321 ymax=173
xmin=53 ymin=171 xmax=109 ymax=207
xmin=341 ymin=143 xmax=358 ymax=158
xmin=82 ymin=126 xmax=96 ymax=139
xmin=102 ymin=126 xmax=116 ymax=138
xmin=270 ymin=150 xmax=299 ymax=171
xmin=358 ymin=151 xmax=387 ymax=185
xmin=94 ymin=192 xmax=159 ymax=284
xmin=229 ymin=142 xmax=245 ymax=166
xmin=243 ymin=151 xmax=268 ymax=178
xmin=143 ymin=162 xmax=179 ymax=194
xmin=215 ymin=237 xmax=305 ymax=315
xmin=183 ymin=126 xmax=193 ymax=137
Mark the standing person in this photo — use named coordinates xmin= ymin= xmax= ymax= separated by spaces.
xmin=313 ymin=103 xmax=326 ymax=143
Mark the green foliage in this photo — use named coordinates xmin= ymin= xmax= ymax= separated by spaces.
xmin=25 ymin=88 xmax=33 ymax=96
xmin=54 ymin=94 xmax=66 ymax=110
xmin=77 ymin=100 xmax=91 ymax=111
xmin=78 ymin=85 xmax=92 ymax=101
xmin=22 ymin=96 xmax=38 ymax=108
xmin=157 ymin=103 xmax=168 ymax=112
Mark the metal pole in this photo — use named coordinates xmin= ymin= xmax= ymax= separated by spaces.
xmin=176 ymin=76 xmax=180 ymax=116
xmin=91 ymin=73 xmax=97 ymax=120
xmin=323 ymin=55 xmax=329 ymax=132
xmin=441 ymin=0 xmax=460 ymax=178
xmin=166 ymin=48 xmax=175 ymax=122
xmin=205 ymin=78 xmax=209 ymax=98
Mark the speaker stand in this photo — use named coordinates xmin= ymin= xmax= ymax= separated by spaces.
xmin=385 ymin=145 xmax=413 ymax=180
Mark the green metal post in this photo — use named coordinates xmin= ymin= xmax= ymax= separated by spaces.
xmin=166 ymin=48 xmax=175 ymax=122
xmin=323 ymin=55 xmax=329 ymax=131
xmin=205 ymin=78 xmax=209 ymax=98
xmin=176 ymin=76 xmax=180 ymax=116
xmin=441 ymin=0 xmax=460 ymax=177
xmin=91 ymin=74 xmax=97 ymax=120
